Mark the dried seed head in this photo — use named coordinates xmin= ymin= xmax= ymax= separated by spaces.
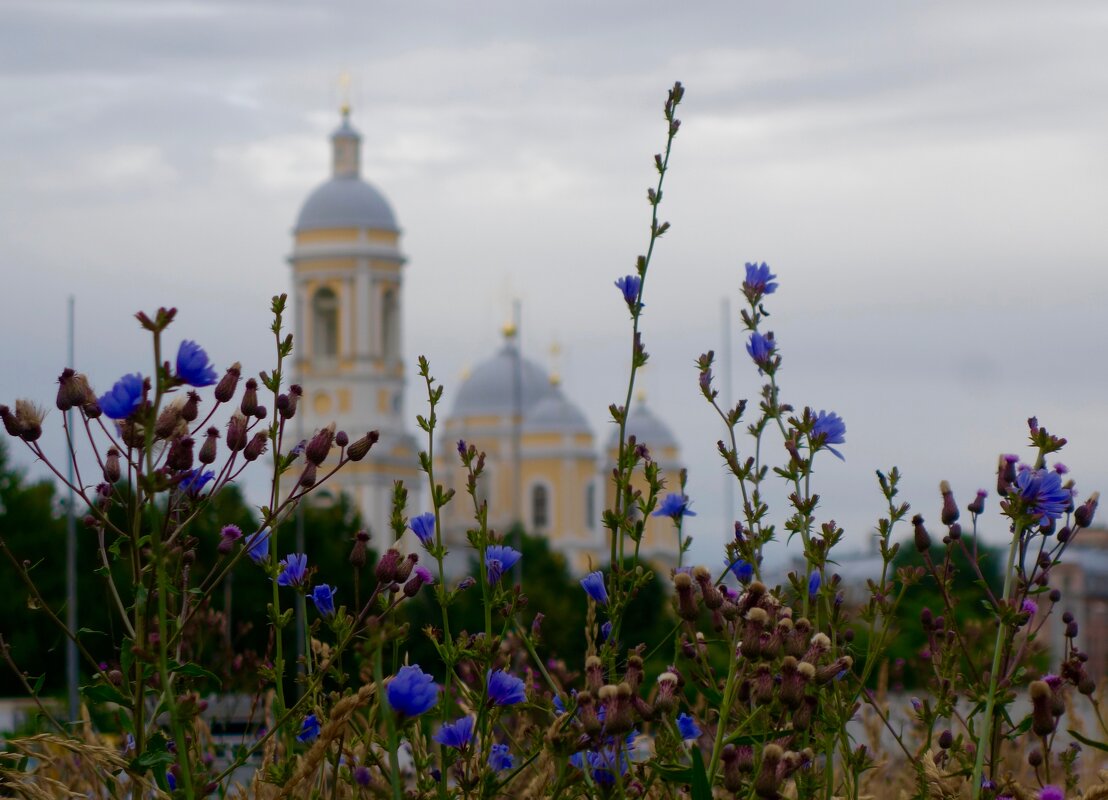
xmin=239 ymin=378 xmax=259 ymax=417
xmin=346 ymin=431 xmax=379 ymax=462
xmin=213 ymin=362 xmax=241 ymax=403
xmin=305 ymin=423 xmax=336 ymax=466
xmin=243 ymin=431 xmax=268 ymax=462
xmin=198 ymin=427 xmax=219 ymax=465
xmin=14 ymin=400 xmax=45 ymax=442
xmin=226 ymin=413 xmax=248 ymax=452
xmin=103 ymin=447 xmax=121 ymax=484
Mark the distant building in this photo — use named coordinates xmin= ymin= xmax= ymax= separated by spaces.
xmin=289 ymin=108 xmax=684 ymax=575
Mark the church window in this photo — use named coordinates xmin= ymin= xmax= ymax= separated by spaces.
xmin=312 ymin=287 xmax=339 ymax=358
xmin=531 ymin=484 xmax=549 ymax=531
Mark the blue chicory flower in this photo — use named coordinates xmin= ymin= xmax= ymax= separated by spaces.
xmin=310 ymin=584 xmax=336 ymax=617
xmin=353 ymin=765 xmax=371 ymax=786
xmin=580 ymin=570 xmax=609 ymax=606
xmin=808 ymin=570 xmax=821 ymax=597
xmin=488 ymin=743 xmax=514 ymax=772
xmin=652 ymin=493 xmax=696 ymax=520
xmin=485 ymin=544 xmax=522 ymax=585
xmin=1039 ymin=786 xmax=1064 ymax=800
xmin=743 ymin=262 xmax=778 ymax=297
xmin=297 ymin=714 xmax=320 ymax=743
xmin=676 ymin=713 xmax=701 ymax=740
xmin=727 ymin=558 xmax=754 ymax=583
xmin=614 ymin=275 xmax=643 ymax=313
xmin=410 ymin=512 xmax=436 ymax=547
xmin=175 ymin=340 xmax=218 ymax=387
xmin=553 ymin=695 xmax=567 ymax=716
xmin=179 ymin=469 xmax=215 ymax=495
xmin=599 ymin=621 xmax=612 ymax=643
xmin=434 ymin=716 xmax=475 ymax=750
xmin=812 ymin=410 xmax=847 ymax=461
xmin=746 ymin=331 xmax=776 ymax=371
xmin=487 ymin=669 xmax=527 ymax=707
xmin=1016 ymin=467 xmax=1072 ymax=523
xmin=166 ymin=771 xmax=176 ymax=791
xmin=246 ymin=529 xmax=270 ymax=564
xmin=387 ymin=664 xmax=440 ymax=717
xmin=277 ymin=553 xmax=308 ymax=587
xmin=98 ymin=373 xmax=144 ymax=420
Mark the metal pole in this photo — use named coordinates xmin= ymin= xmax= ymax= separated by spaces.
xmin=721 ymin=298 xmax=734 ymax=530
xmin=511 ymin=299 xmax=523 ymax=584
xmin=294 ymin=389 xmax=306 ymax=692
xmin=65 ymin=296 xmax=78 ymax=721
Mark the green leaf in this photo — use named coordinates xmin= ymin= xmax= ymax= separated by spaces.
xmin=130 ymin=732 xmax=173 ymax=771
xmin=169 ymin=661 xmax=223 ymax=689
xmin=1069 ymin=729 xmax=1108 ymax=752
xmin=723 ymin=727 xmax=792 ymax=747
xmin=690 ymin=746 xmax=711 ymax=800
xmin=81 ymin=682 xmax=132 ymax=710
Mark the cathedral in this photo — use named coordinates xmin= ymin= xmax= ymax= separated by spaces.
xmin=289 ymin=107 xmax=685 ymax=576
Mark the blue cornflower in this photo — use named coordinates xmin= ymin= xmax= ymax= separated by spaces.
xmin=812 ymin=410 xmax=847 ymax=461
xmin=614 ymin=275 xmax=643 ymax=313
xmin=743 ymin=262 xmax=778 ymax=297
xmin=179 ymin=469 xmax=215 ymax=495
xmin=676 ymin=713 xmax=701 ymax=740
xmin=652 ymin=493 xmax=696 ymax=520
xmin=246 ymin=529 xmax=270 ymax=564
xmin=587 ymin=746 xmax=629 ymax=786
xmin=434 ymin=716 xmax=475 ymax=750
xmin=599 ymin=621 xmax=612 ymax=643
xmin=310 ymin=584 xmax=336 ymax=617
xmin=746 ymin=331 xmax=776 ymax=372
xmin=277 ymin=553 xmax=308 ymax=587
xmin=297 ymin=714 xmax=320 ymax=743
xmin=410 ymin=512 xmax=436 ymax=548
xmin=485 ymin=544 xmax=522 ymax=585
xmin=727 ymin=558 xmax=754 ymax=583
xmin=488 ymin=743 xmax=514 ymax=772
xmin=175 ymin=340 xmax=218 ymax=387
xmin=580 ymin=571 xmax=609 ymax=606
xmin=98 ymin=373 xmax=144 ymax=420
xmin=387 ymin=664 xmax=440 ymax=717
xmin=808 ymin=570 xmax=821 ymax=597
xmin=1016 ymin=468 xmax=1072 ymax=522
xmin=487 ymin=669 xmax=527 ymax=707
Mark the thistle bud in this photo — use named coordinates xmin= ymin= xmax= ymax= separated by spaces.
xmin=968 ymin=489 xmax=987 ymax=515
xmin=346 ymin=431 xmax=379 ymax=462
xmin=239 ymin=378 xmax=259 ymax=417
xmin=1066 ymin=620 xmax=1079 ymax=638
xmin=912 ymin=514 xmax=931 ymax=553
xmin=305 ymin=424 xmax=336 ymax=466
xmin=376 ymin=549 xmax=402 ymax=583
xmin=349 ymin=529 xmax=370 ymax=569
xmin=394 ymin=553 xmax=417 ymax=583
xmin=181 ymin=391 xmax=200 ymax=423
xmin=939 ymin=481 xmax=959 ymax=526
xmin=674 ymin=571 xmax=698 ymax=621
xmin=1079 ymin=674 xmax=1097 ymax=695
xmin=753 ymin=744 xmax=783 ymax=799
xmin=243 ymin=431 xmax=268 ymax=462
xmin=577 ymin=691 xmax=601 ymax=735
xmin=13 ymin=400 xmax=44 ymax=443
xmin=997 ymin=454 xmax=1018 ymax=496
xmin=56 ymin=369 xmax=94 ymax=411
xmin=155 ymin=400 xmax=185 ymax=439
xmin=298 ymin=462 xmax=317 ymax=489
xmin=1076 ymin=492 xmax=1099 ymax=529
xmin=792 ymin=696 xmax=817 ymax=731
xmin=585 ymin=655 xmax=604 ymax=694
xmin=104 ymin=447 xmax=121 ymax=484
xmin=1028 ymin=748 xmax=1043 ymax=767
xmin=404 ymin=566 xmax=434 ymax=598
xmin=213 ymin=363 xmax=240 ymax=403
xmin=721 ymin=745 xmax=743 ymax=793
xmin=0 ymin=405 xmax=21 ymax=437
xmin=751 ymin=664 xmax=774 ymax=706
xmin=938 ymin=729 xmax=953 ymax=749
xmin=1030 ymin=680 xmax=1055 ymax=736
xmin=279 ymin=384 xmax=301 ymax=420
xmin=623 ymin=654 xmax=645 ymax=693
xmin=166 ymin=436 xmax=194 ymax=472
xmin=653 ymin=671 xmax=679 ymax=715
xmin=199 ymin=427 xmax=219 ymax=465
xmin=693 ymin=565 xmax=723 ymax=610
xmin=226 ymin=413 xmax=248 ymax=452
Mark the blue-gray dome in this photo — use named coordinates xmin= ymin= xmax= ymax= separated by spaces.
xmin=524 ymin=386 xmax=592 ymax=435
xmin=452 ymin=345 xmax=558 ymax=419
xmin=606 ymin=402 xmax=679 ymax=450
xmin=295 ymin=176 xmax=399 ymax=233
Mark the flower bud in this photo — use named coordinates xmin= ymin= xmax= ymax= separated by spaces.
xmin=1076 ymin=492 xmax=1099 ymax=529
xmin=13 ymin=400 xmax=44 ymax=443
xmin=155 ymin=400 xmax=185 ymax=440
xmin=243 ymin=431 xmax=268 ymax=462
xmin=226 ymin=413 xmax=248 ymax=452
xmin=912 ymin=515 xmax=931 ymax=552
xmin=753 ymin=744 xmax=783 ymax=799
xmin=349 ymin=529 xmax=370 ymax=569
xmin=0 ymin=405 xmax=21 ymax=437
xmin=280 ymin=384 xmax=302 ymax=419
xmin=198 ymin=427 xmax=219 ymax=465
xmin=335 ymin=430 xmax=349 ymax=448
xmin=721 ymin=745 xmax=743 ymax=793
xmin=376 ymin=549 xmax=402 ymax=583
xmin=297 ymin=461 xmax=317 ymax=489
xmin=939 ymin=481 xmax=959 ymax=526
xmin=1028 ymin=748 xmax=1043 ymax=767
xmin=181 ymin=391 xmax=200 ymax=423
xmin=56 ymin=369 xmax=95 ymax=411
xmin=653 ymin=671 xmax=679 ymax=715
xmin=346 ymin=431 xmax=379 ymax=462
xmin=938 ymin=729 xmax=953 ymax=749
xmin=239 ymin=378 xmax=259 ymax=417
xmin=997 ymin=454 xmax=1018 ymax=496
xmin=394 ymin=553 xmax=418 ymax=583
xmin=968 ymin=489 xmax=987 ymax=515
xmin=1030 ymin=680 xmax=1055 ymax=736
xmin=585 ymin=655 xmax=604 ymax=694
xmin=166 ymin=437 xmax=194 ymax=472
xmin=693 ymin=565 xmax=723 ymax=610
xmin=213 ymin=362 xmax=241 ymax=403
xmin=306 ymin=423 xmax=336 ymax=466
xmin=104 ymin=447 xmax=122 ymax=484
xmin=623 ymin=654 xmax=645 ymax=693
xmin=674 ymin=571 xmax=698 ymax=621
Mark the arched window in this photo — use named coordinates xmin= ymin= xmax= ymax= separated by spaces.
xmin=531 ymin=484 xmax=549 ymax=531
xmin=381 ymin=288 xmax=398 ymax=362
xmin=312 ymin=287 xmax=339 ymax=358
xmin=585 ymin=483 xmax=596 ymax=530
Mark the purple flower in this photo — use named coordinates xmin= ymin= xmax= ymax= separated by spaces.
xmin=485 ymin=544 xmax=522 ymax=585
xmin=652 ymin=493 xmax=696 ymax=520
xmin=727 ymin=558 xmax=754 ymax=583
xmin=1016 ymin=468 xmax=1072 ymax=522
xmin=353 ymin=766 xmax=370 ymax=786
xmin=746 ymin=331 xmax=776 ymax=371
xmin=276 ymin=553 xmax=308 ymax=587
xmin=1039 ymin=787 xmax=1064 ymax=800
xmin=413 ymin=565 xmax=435 ymax=585
xmin=488 ymin=743 xmax=514 ymax=772
xmin=175 ymin=341 xmax=218 ymax=387
xmin=410 ymin=512 xmax=436 ymax=547
xmin=676 ymin=713 xmax=700 ymax=740
xmin=297 ymin=714 xmax=320 ymax=743
xmin=743 ymin=262 xmax=778 ymax=297
xmin=387 ymin=664 xmax=439 ymax=717
xmin=179 ymin=469 xmax=215 ymax=496
xmin=310 ymin=584 xmax=336 ymax=617
xmin=98 ymin=373 xmax=144 ymax=420
xmin=434 ymin=716 xmax=475 ymax=749
xmin=812 ymin=410 xmax=846 ymax=461
xmin=614 ymin=275 xmax=643 ymax=312
xmin=580 ymin=571 xmax=609 ymax=606
xmin=808 ymin=570 xmax=821 ymax=597
xmin=246 ymin=529 xmax=270 ymax=564
xmin=599 ymin=621 xmax=612 ymax=643
xmin=1022 ymin=599 xmax=1039 ymax=616
xmin=487 ymin=669 xmax=527 ymax=707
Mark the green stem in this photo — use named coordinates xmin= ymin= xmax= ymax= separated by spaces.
xmin=375 ymin=648 xmax=403 ymax=800
xmin=706 ymin=626 xmax=740 ymax=782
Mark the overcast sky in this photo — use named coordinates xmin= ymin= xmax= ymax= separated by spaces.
xmin=2 ymin=1 xmax=1107 ymax=569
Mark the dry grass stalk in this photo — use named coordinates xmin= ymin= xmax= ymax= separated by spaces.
xmin=278 ymin=682 xmax=376 ymax=797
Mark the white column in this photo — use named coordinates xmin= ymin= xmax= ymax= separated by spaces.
xmin=339 ymin=276 xmax=352 ymax=357
xmin=355 ymin=260 xmax=370 ymax=359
